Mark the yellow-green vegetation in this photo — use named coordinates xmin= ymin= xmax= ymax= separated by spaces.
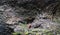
xmin=12 ymin=32 xmax=21 ymax=35
xmin=12 ymin=22 xmax=60 ymax=35
xmin=45 ymin=32 xmax=54 ymax=35
xmin=12 ymin=28 xmax=53 ymax=35
xmin=53 ymin=18 xmax=60 ymax=23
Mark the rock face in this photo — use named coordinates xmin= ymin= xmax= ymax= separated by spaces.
xmin=6 ymin=16 xmax=23 ymax=24
xmin=30 ymin=14 xmax=60 ymax=30
xmin=0 ymin=22 xmax=14 ymax=35
xmin=14 ymin=25 xmax=24 ymax=32
xmin=0 ymin=0 xmax=60 ymax=35
xmin=0 ymin=0 xmax=57 ymax=8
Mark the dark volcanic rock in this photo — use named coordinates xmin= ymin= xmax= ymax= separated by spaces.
xmin=0 ymin=22 xmax=14 ymax=35
xmin=0 ymin=0 xmax=57 ymax=8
